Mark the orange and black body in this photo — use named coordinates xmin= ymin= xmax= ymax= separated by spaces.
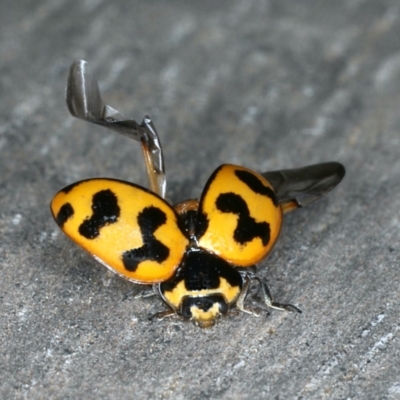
xmin=51 ymin=60 xmax=346 ymax=328
xmin=51 ymin=163 xmax=345 ymax=327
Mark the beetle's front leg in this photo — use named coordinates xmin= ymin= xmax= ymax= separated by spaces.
xmin=149 ymin=308 xmax=178 ymax=321
xmin=253 ymin=276 xmax=302 ymax=313
xmin=148 ymin=284 xmax=182 ymax=321
xmin=235 ymin=274 xmax=270 ymax=317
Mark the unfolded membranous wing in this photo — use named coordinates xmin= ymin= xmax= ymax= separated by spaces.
xmin=262 ymin=162 xmax=345 ymax=212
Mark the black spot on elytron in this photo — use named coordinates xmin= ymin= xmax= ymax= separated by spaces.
xmin=55 ymin=203 xmax=74 ymax=227
xmin=194 ymin=211 xmax=209 ymax=239
xmin=235 ymin=169 xmax=278 ymax=206
xmin=216 ymin=192 xmax=270 ymax=246
xmin=79 ymin=190 xmax=120 ymax=239
xmin=60 ymin=180 xmax=83 ymax=194
xmin=122 ymin=206 xmax=170 ymax=272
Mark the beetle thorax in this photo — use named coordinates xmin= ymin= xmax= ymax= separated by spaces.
xmin=159 ymin=249 xmax=243 ymax=327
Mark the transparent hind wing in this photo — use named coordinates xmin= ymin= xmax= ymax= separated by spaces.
xmin=66 ymin=60 xmax=166 ymax=198
xmin=262 ymin=162 xmax=345 ymax=213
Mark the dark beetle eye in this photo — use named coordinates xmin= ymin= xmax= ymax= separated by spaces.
xmin=218 ymin=301 xmax=229 ymax=315
xmin=181 ymin=305 xmax=192 ymax=320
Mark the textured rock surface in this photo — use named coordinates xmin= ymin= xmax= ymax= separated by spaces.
xmin=1 ymin=1 xmax=400 ymax=399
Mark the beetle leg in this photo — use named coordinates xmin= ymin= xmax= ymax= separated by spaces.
xmin=235 ymin=274 xmax=270 ymax=317
xmin=253 ymin=276 xmax=302 ymax=313
xmin=122 ymin=287 xmax=157 ymax=301
xmin=134 ymin=290 xmax=157 ymax=299
xmin=148 ymin=284 xmax=180 ymax=321
xmin=149 ymin=309 xmax=177 ymax=321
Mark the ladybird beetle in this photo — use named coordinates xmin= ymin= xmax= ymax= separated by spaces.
xmin=51 ymin=60 xmax=345 ymax=328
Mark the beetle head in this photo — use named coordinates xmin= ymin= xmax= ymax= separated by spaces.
xmin=180 ymin=295 xmax=229 ymax=328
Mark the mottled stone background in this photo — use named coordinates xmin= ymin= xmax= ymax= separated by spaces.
xmin=1 ymin=1 xmax=400 ymax=399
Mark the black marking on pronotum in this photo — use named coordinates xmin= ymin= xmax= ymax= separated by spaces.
xmin=184 ymin=250 xmax=242 ymax=291
xmin=216 ymin=192 xmax=270 ymax=246
xmin=122 ymin=206 xmax=170 ymax=272
xmin=56 ymin=203 xmax=74 ymax=227
xmin=160 ymin=249 xmax=242 ymax=292
xmin=235 ymin=169 xmax=278 ymax=207
xmin=79 ymin=190 xmax=120 ymax=239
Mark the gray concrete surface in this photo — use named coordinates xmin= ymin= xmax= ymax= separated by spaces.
xmin=1 ymin=1 xmax=400 ymax=399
